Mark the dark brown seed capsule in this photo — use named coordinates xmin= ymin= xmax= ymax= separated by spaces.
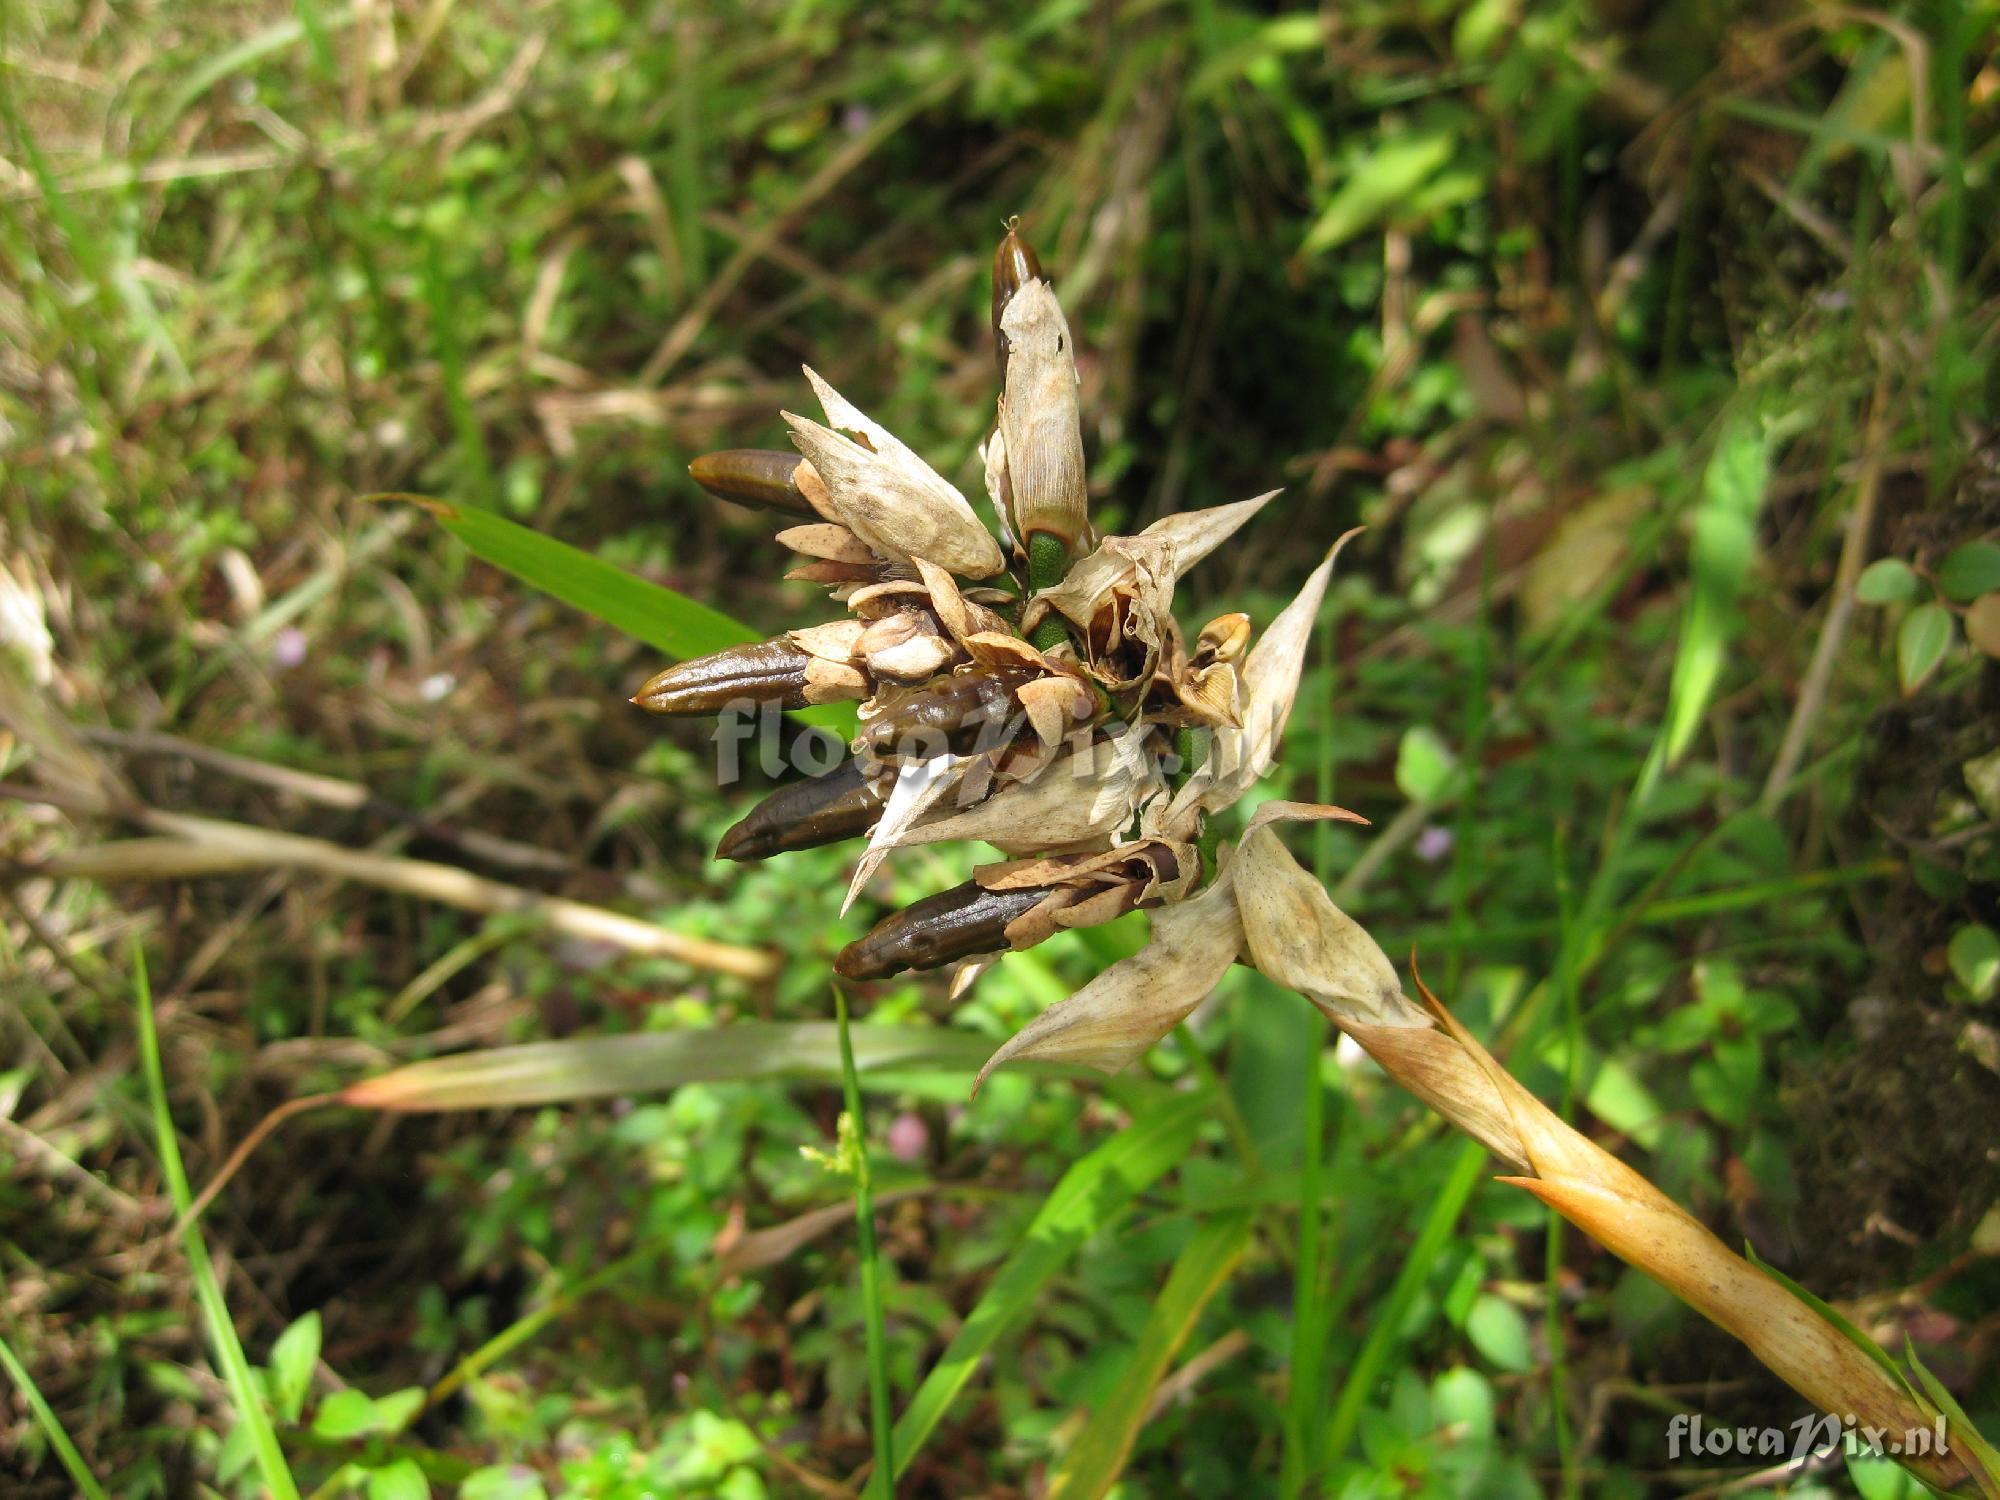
xmin=991 ymin=220 xmax=1043 ymax=378
xmin=859 ymin=666 xmax=1036 ymax=761
xmin=632 ymin=638 xmax=817 ymax=715
xmin=835 ymin=880 xmax=1050 ymax=981
xmin=717 ymin=757 xmax=887 ymax=861
xmin=689 ymin=450 xmax=818 ymax=517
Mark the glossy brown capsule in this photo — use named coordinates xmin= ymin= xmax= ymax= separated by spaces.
xmin=835 ymin=879 xmax=1050 ymax=981
xmin=688 ymin=450 xmax=819 ymax=517
xmin=991 ymin=219 xmax=1043 ymax=379
xmin=633 ymin=638 xmax=849 ymax=715
xmin=717 ymin=757 xmax=887 ymax=861
xmin=858 ymin=666 xmax=1036 ymax=761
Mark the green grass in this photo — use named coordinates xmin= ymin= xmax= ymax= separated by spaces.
xmin=2 ymin=1 xmax=1995 ymax=1494
xmin=133 ymin=944 xmax=300 ymax=1500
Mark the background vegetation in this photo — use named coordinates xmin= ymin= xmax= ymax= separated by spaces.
xmin=3 ymin=0 xmax=1997 ymax=1495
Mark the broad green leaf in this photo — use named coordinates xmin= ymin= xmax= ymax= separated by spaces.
xmin=1430 ymin=1367 xmax=1496 ymax=1442
xmin=1847 ymin=1450 xmax=1920 ymax=1499
xmin=1299 ymin=127 xmax=1457 ymax=259
xmin=312 ymin=1388 xmax=382 ymax=1439
xmin=368 ymin=1457 xmax=431 ymax=1500
xmin=890 ymin=1091 xmax=1209 ymax=1479
xmin=380 ymin=494 xmax=854 ymax=732
xmin=268 ymin=1312 xmax=321 ymax=1424
xmin=373 ymin=1387 xmax=427 ymax=1436
xmin=1855 ymin=558 xmax=1919 ymax=605
xmin=1947 ymin=923 xmax=2000 ymax=1002
xmin=1896 ymin=603 xmax=1953 ymax=694
xmin=1395 ymin=725 xmax=1458 ymax=803
xmin=342 ymin=1022 xmax=1013 ymax=1111
xmin=461 ymin=1470 xmax=549 ymax=1500
xmin=1665 ymin=416 xmax=1770 ymax=764
xmin=1047 ymin=1211 xmax=1252 ymax=1499
xmin=1465 ymin=1294 xmax=1532 ymax=1373
xmin=1938 ymin=541 xmax=2000 ymax=604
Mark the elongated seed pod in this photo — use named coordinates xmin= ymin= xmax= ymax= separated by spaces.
xmin=689 ymin=450 xmax=818 ymax=517
xmin=835 ymin=880 xmax=1050 ymax=981
xmin=859 ymin=666 xmax=1036 ymax=760
xmin=717 ymin=757 xmax=887 ymax=861
xmin=632 ymin=638 xmax=857 ymax=715
xmin=992 ymin=220 xmax=1043 ymax=380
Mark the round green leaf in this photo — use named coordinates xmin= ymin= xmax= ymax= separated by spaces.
xmin=310 ymin=1388 xmax=381 ymax=1439
xmin=1896 ymin=603 xmax=1953 ymax=694
xmin=1396 ymin=725 xmax=1458 ymax=803
xmin=1855 ymin=558 xmax=1919 ymax=605
xmin=367 ymin=1457 xmax=431 ymax=1500
xmin=1947 ymin=923 xmax=2000 ymax=1003
xmin=1431 ymin=1366 xmax=1497 ymax=1441
xmin=1938 ymin=541 xmax=2000 ymax=604
xmin=1465 ymin=1293 xmax=1533 ymax=1373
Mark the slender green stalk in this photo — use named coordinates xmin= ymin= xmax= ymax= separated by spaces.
xmin=133 ymin=944 xmax=301 ymax=1500
xmin=837 ymin=990 xmax=895 ymax=1499
xmin=0 ymin=1329 xmax=112 ymax=1500
xmin=1279 ymin=1015 xmax=1328 ymax=1500
xmin=1027 ymin=533 xmax=1072 ymax=650
xmin=1322 ymin=1140 xmax=1486 ymax=1463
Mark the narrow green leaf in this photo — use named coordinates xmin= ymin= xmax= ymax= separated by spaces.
xmin=1741 ymin=1240 xmax=1916 ymax=1400
xmin=0 ymin=1333 xmax=112 ymax=1500
xmin=134 ymin=946 xmax=301 ymax=1500
xmin=342 ymin=1023 xmax=1010 ymax=1111
xmin=890 ymin=1091 xmax=1209 ymax=1478
xmin=1665 ymin=415 xmax=1771 ymax=764
xmin=1902 ymin=1337 xmax=2000 ymax=1488
xmin=1939 ymin=542 xmax=2000 ymax=604
xmin=836 ymin=993 xmax=895 ymax=1499
xmin=377 ymin=494 xmax=854 ymax=732
xmin=1047 ymin=1211 xmax=1252 ymax=1500
xmin=268 ymin=1312 xmax=321 ymax=1424
xmin=1856 ymin=558 xmax=1920 ymax=605
xmin=1299 ymin=127 xmax=1457 ymax=259
xmin=1896 ymin=603 xmax=1953 ymax=695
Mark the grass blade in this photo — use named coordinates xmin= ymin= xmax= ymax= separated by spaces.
xmin=836 ymin=991 xmax=896 ymax=1498
xmin=1047 ymin=1210 xmax=1252 ymax=1499
xmin=341 ymin=1022 xmax=1006 ymax=1111
xmin=890 ymin=1090 xmax=1209 ymax=1479
xmin=1321 ymin=1139 xmax=1486 ymax=1468
xmin=375 ymin=493 xmax=855 ymax=732
xmin=133 ymin=944 xmax=301 ymax=1500
xmin=1664 ymin=414 xmax=1771 ymax=765
xmin=0 ymin=1332 xmax=112 ymax=1500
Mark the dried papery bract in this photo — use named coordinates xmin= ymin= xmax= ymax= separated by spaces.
xmin=610 ymin=218 xmax=2000 ymax=1497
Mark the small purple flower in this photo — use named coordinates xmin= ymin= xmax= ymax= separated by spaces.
xmin=887 ymin=1111 xmax=929 ymax=1163
xmin=273 ymin=627 xmax=308 ymax=669
xmin=1415 ymin=825 xmax=1453 ymax=863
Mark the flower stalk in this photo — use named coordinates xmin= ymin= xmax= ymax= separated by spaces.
xmin=634 ymin=219 xmax=1995 ymax=1497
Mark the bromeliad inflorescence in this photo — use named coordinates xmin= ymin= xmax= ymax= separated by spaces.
xmin=635 ymin=222 xmax=1405 ymax=1089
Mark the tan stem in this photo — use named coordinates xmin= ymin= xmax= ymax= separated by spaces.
xmin=1333 ymin=998 xmax=1985 ymax=1496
